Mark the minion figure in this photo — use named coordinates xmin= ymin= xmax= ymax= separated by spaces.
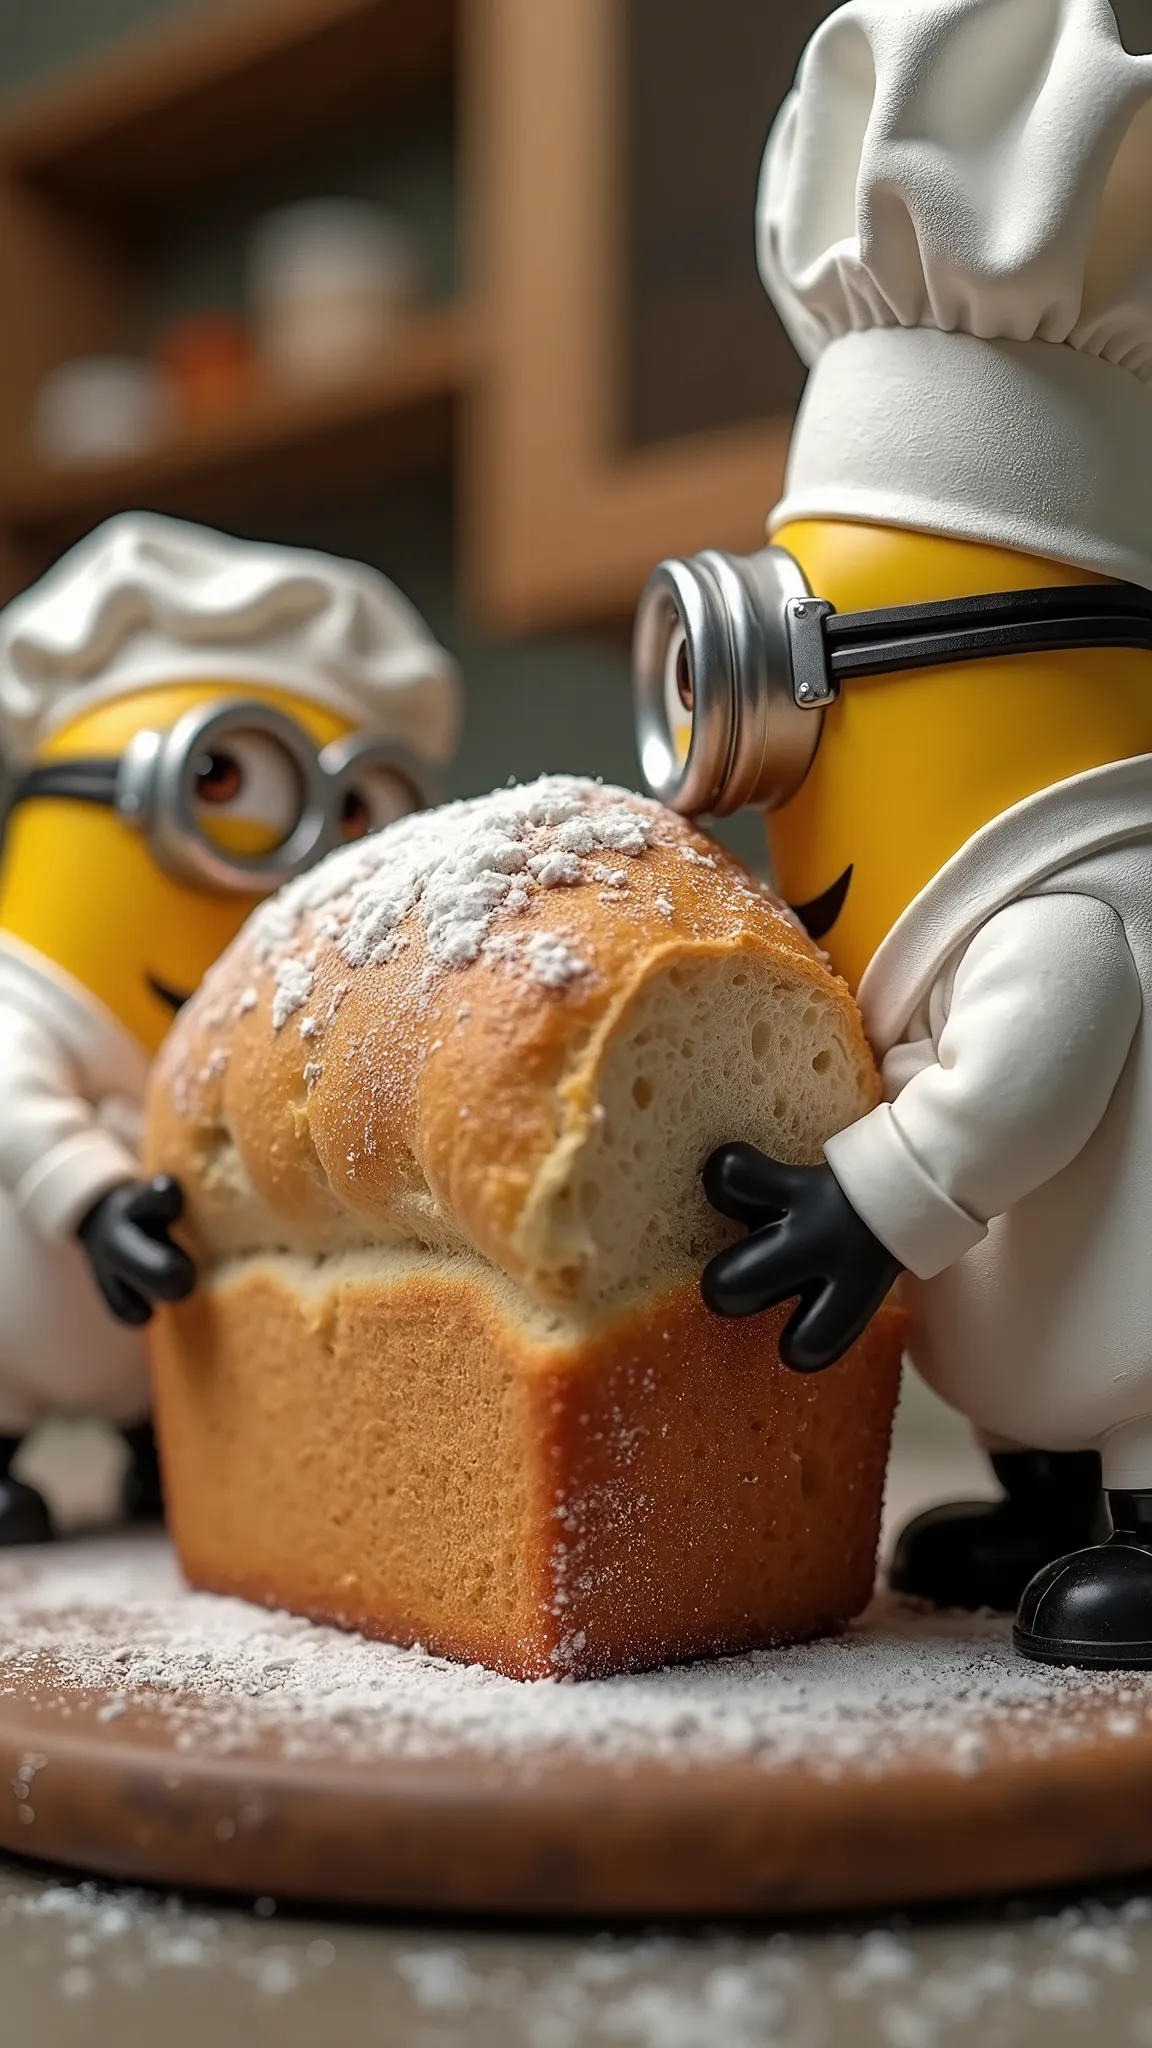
xmin=634 ymin=0 xmax=1152 ymax=1667
xmin=0 ymin=513 xmax=458 ymax=1542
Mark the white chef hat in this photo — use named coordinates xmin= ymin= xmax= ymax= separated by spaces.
xmin=758 ymin=0 xmax=1152 ymax=587
xmin=0 ymin=511 xmax=461 ymax=769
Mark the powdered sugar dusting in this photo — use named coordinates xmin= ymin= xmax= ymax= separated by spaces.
xmin=528 ymin=850 xmax=584 ymax=888
xmin=249 ymin=777 xmax=663 ymax=1006
xmin=5 ymin=1538 xmax=1152 ymax=1780
xmin=526 ymin=934 xmax=590 ymax=988
xmin=487 ymin=929 xmax=591 ymax=990
xmin=202 ymin=775 xmax=807 ymax=1061
xmin=271 ymin=959 xmax=313 ymax=1032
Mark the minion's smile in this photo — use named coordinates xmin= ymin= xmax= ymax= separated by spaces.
xmin=146 ymin=974 xmax=192 ymax=1014
xmin=790 ymin=865 xmax=853 ymax=944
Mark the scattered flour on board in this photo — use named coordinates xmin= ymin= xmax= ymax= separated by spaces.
xmin=3 ymin=1530 xmax=1152 ymax=2043
xmin=236 ymin=775 xmax=788 ymax=1028
xmin=3 ymin=1536 xmax=1152 ymax=1781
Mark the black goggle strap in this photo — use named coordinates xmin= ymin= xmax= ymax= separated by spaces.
xmin=10 ymin=759 xmax=121 ymax=811
xmin=813 ymin=582 xmax=1152 ymax=695
xmin=10 ymin=750 xmax=437 ymax=821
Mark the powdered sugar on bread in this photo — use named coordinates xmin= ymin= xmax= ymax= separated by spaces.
xmin=251 ymin=777 xmax=676 ymax=1007
xmin=148 ymin=776 xmax=875 ymax=1312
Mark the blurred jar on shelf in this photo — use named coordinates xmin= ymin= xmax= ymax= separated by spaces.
xmin=249 ymin=198 xmax=421 ymax=384
xmin=32 ymin=356 xmax=172 ymax=468
xmin=157 ymin=313 xmax=252 ymax=421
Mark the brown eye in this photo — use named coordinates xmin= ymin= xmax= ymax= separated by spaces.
xmin=675 ymin=637 xmax=694 ymax=712
xmin=195 ymin=749 xmax=243 ymax=804
xmin=340 ymin=788 xmax=372 ymax=842
xmin=337 ymin=765 xmax=421 ymax=839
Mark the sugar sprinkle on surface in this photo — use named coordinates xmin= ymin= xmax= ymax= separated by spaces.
xmin=9 ymin=1868 xmax=1152 ymax=2036
xmin=4 ymin=1544 xmax=1152 ymax=2039
xmin=5 ymin=1537 xmax=1152 ymax=1782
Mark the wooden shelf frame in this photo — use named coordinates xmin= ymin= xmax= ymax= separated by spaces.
xmin=0 ymin=302 xmax=476 ymax=538
xmin=0 ymin=0 xmax=456 ymax=212
xmin=0 ymin=0 xmax=796 ymax=629
xmin=0 ymin=0 xmax=467 ymax=594
xmin=462 ymin=0 xmax=790 ymax=632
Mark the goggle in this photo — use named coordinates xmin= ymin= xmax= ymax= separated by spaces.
xmin=633 ymin=545 xmax=1152 ymax=817
xmin=10 ymin=697 xmax=439 ymax=895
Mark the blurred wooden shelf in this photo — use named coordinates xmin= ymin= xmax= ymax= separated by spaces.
xmin=0 ymin=303 xmax=475 ymax=540
xmin=0 ymin=0 xmax=798 ymax=630
xmin=0 ymin=0 xmax=456 ymax=214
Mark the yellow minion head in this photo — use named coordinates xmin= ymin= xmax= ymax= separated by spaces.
xmin=723 ymin=0 xmax=1152 ymax=989
xmin=633 ymin=515 xmax=1152 ymax=992
xmin=766 ymin=521 xmax=1152 ymax=993
xmin=0 ymin=515 xmax=460 ymax=1055
xmin=0 ymin=681 xmax=362 ymax=1054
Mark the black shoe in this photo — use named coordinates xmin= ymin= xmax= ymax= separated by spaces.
xmin=1015 ymin=1490 xmax=1152 ymax=1669
xmin=890 ymin=1450 xmax=1105 ymax=1611
xmin=121 ymin=1420 xmax=164 ymax=1524
xmin=0 ymin=1475 xmax=54 ymax=1546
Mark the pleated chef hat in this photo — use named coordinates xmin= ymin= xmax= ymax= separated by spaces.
xmin=0 ymin=512 xmax=461 ymax=769
xmin=758 ymin=0 xmax=1152 ymax=586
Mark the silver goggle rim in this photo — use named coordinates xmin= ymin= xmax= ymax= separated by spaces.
xmin=115 ymin=698 xmax=438 ymax=896
xmin=632 ymin=546 xmax=826 ymax=817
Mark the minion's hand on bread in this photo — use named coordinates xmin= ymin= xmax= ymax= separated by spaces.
xmin=701 ymin=1143 xmax=901 ymax=1373
xmin=78 ymin=1175 xmax=197 ymax=1328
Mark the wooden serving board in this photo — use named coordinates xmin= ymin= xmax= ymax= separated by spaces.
xmin=3 ymin=1534 xmax=1152 ymax=1917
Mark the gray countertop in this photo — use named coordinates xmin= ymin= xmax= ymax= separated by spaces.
xmin=5 ymin=1857 xmax=1152 ymax=2046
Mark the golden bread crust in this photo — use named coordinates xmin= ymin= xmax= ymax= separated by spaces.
xmin=153 ymin=1257 xmax=904 ymax=1680
xmin=146 ymin=780 xmax=876 ymax=1301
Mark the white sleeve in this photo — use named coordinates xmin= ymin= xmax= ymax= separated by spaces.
xmin=0 ymin=1000 xmax=137 ymax=1240
xmin=824 ymin=894 xmax=1142 ymax=1281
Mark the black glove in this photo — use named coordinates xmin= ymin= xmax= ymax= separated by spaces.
xmin=700 ymin=1142 xmax=901 ymax=1372
xmin=77 ymin=1175 xmax=197 ymax=1328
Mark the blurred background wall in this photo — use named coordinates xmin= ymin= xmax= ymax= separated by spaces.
xmin=0 ymin=1 xmax=630 ymax=821
xmin=0 ymin=0 xmax=1149 ymax=818
xmin=0 ymin=0 xmax=878 ymax=868
xmin=1 ymin=1 xmax=180 ymax=88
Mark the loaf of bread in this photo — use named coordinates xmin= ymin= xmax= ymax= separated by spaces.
xmin=146 ymin=776 xmax=903 ymax=1679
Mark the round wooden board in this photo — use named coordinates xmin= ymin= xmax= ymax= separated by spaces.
xmin=4 ymin=1535 xmax=1152 ymax=1918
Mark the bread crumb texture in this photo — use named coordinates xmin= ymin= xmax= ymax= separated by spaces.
xmin=147 ymin=776 xmax=878 ymax=1313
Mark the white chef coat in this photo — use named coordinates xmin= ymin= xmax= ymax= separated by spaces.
xmin=824 ymin=757 xmax=1152 ymax=1491
xmin=0 ymin=931 xmax=150 ymax=1434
